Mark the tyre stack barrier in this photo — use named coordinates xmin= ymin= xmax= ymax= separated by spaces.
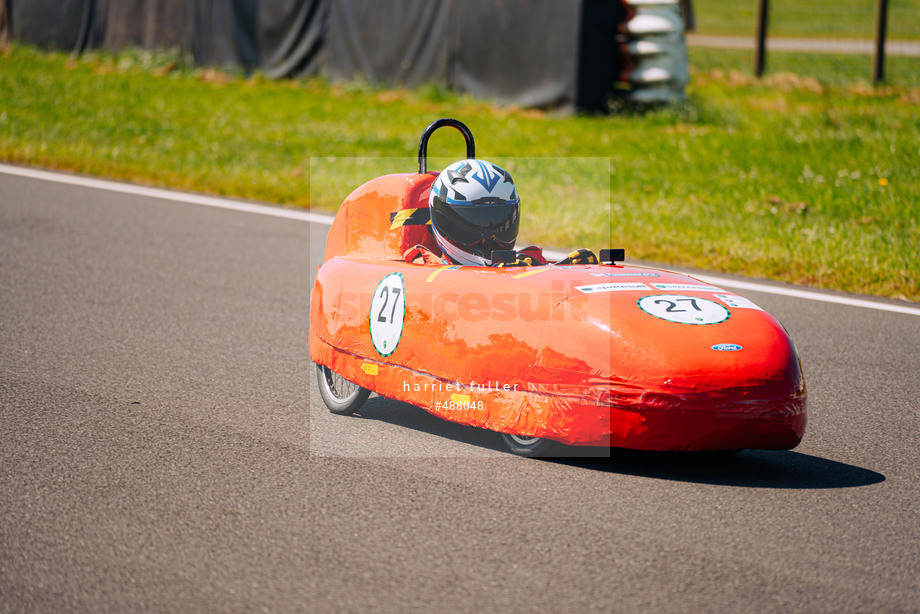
xmin=618 ymin=0 xmax=690 ymax=103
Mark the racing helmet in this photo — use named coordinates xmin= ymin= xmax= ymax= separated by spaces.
xmin=429 ymin=159 xmax=520 ymax=266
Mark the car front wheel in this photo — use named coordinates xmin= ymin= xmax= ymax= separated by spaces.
xmin=500 ymin=433 xmax=554 ymax=457
xmin=315 ymin=364 xmax=371 ymax=415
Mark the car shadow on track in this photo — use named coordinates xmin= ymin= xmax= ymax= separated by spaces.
xmin=352 ymin=396 xmax=509 ymax=453
xmin=353 ymin=397 xmax=885 ymax=489
xmin=544 ymin=449 xmax=886 ymax=489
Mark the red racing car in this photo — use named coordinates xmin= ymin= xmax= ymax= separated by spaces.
xmin=309 ymin=119 xmax=806 ymax=456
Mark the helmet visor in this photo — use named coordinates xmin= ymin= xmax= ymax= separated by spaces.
xmin=430 ymin=197 xmax=520 ymax=257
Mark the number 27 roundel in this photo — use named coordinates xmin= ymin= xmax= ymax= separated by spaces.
xmin=370 ymin=273 xmax=405 ymax=356
xmin=637 ymin=294 xmax=730 ymax=325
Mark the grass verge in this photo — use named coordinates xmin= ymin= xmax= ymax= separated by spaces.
xmin=692 ymin=0 xmax=920 ymax=40
xmin=1 ymin=44 xmax=918 ymax=301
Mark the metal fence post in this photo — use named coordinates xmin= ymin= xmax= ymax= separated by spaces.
xmin=874 ymin=0 xmax=889 ymax=84
xmin=680 ymin=0 xmax=695 ymax=32
xmin=755 ymin=0 xmax=769 ymax=77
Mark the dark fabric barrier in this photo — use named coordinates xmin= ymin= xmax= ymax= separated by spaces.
xmin=1 ymin=0 xmax=11 ymax=47
xmin=7 ymin=0 xmax=685 ymax=110
xmin=97 ymin=0 xmax=194 ymax=52
xmin=192 ymin=0 xmax=260 ymax=70
xmin=325 ymin=0 xmax=591 ymax=109
xmin=454 ymin=0 xmax=582 ymax=110
xmin=326 ymin=0 xmax=450 ymax=86
xmin=191 ymin=0 xmax=325 ymax=76
xmin=11 ymin=0 xmax=197 ymax=54
xmin=9 ymin=0 xmax=90 ymax=51
xmin=258 ymin=0 xmax=326 ymax=78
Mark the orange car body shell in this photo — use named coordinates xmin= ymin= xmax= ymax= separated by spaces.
xmin=309 ymin=172 xmax=806 ymax=451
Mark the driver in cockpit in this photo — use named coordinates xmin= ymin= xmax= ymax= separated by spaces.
xmin=406 ymin=158 xmax=597 ymax=268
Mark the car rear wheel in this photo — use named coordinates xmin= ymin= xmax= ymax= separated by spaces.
xmin=316 ymin=364 xmax=371 ymax=415
xmin=500 ymin=433 xmax=554 ymax=457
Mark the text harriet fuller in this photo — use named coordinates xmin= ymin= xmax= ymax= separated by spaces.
xmin=403 ymin=381 xmax=520 ymax=392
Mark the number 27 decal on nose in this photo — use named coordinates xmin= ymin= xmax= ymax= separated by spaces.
xmin=370 ymin=273 xmax=405 ymax=356
xmin=638 ymin=294 xmax=730 ymax=325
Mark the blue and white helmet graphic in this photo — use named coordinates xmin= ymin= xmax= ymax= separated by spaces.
xmin=428 ymin=159 xmax=520 ymax=266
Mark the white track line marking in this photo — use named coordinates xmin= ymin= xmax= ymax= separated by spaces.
xmin=0 ymin=163 xmax=335 ymax=225
xmin=675 ymin=273 xmax=920 ymax=316
xmin=3 ymin=163 xmax=918 ymax=317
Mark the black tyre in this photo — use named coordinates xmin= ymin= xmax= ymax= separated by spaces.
xmin=500 ymin=433 xmax=554 ymax=457
xmin=316 ymin=364 xmax=371 ymax=415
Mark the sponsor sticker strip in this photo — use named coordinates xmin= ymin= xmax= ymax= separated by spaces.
xmin=714 ymin=293 xmax=764 ymax=310
xmin=650 ymin=283 xmax=724 ymax=292
xmin=576 ymin=283 xmax=652 ymax=293
xmin=590 ymin=272 xmax=661 ymax=278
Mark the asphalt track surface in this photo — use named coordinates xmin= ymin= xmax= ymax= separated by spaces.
xmin=2 ymin=169 xmax=919 ymax=613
